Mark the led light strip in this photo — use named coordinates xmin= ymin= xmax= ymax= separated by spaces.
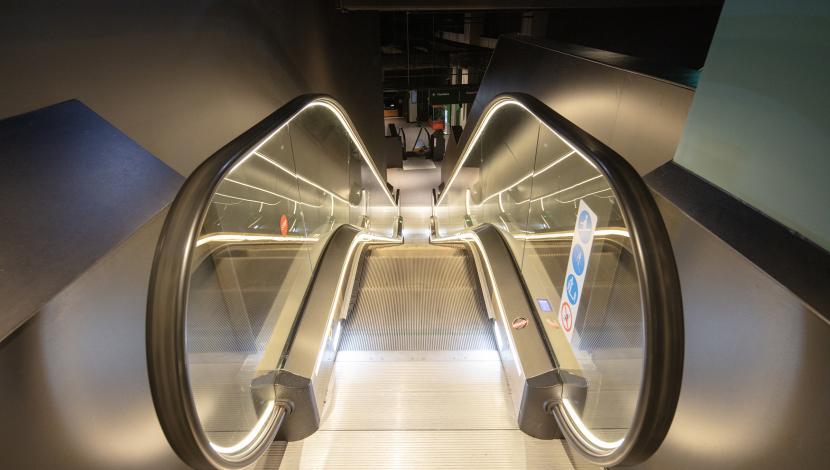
xmin=223 ymin=178 xmax=320 ymax=208
xmin=433 ymin=229 xmax=628 ymax=454
xmin=226 ymin=98 xmax=397 ymax=208
xmin=562 ymin=398 xmax=625 ymax=450
xmin=186 ymin=97 xmax=398 ymax=463
xmin=195 ymin=233 xmax=320 ymax=247
xmin=433 ymin=96 xmax=632 ymax=457
xmin=512 ymin=228 xmax=630 ymax=240
xmin=307 ymin=101 xmax=397 ymax=207
xmin=437 ymin=98 xmax=597 ymax=207
xmin=213 ymin=192 xmax=281 ymax=206
xmin=555 ymin=187 xmax=613 ymax=204
xmin=209 ymin=400 xmax=276 ymax=455
xmin=437 ymin=99 xmax=516 ymax=206
xmin=252 ymin=151 xmax=353 ymax=206
xmin=464 ymin=188 xmax=472 ymax=216
xmin=514 ymin=175 xmax=604 ymax=205
xmin=477 ymin=150 xmax=577 ymax=207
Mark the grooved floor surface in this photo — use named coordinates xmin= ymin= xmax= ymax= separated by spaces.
xmin=274 ymin=355 xmax=589 ymax=469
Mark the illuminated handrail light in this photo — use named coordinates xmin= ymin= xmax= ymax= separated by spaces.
xmin=562 ymin=398 xmax=624 ymax=451
xmin=514 ymin=175 xmax=604 ymax=205
xmin=512 ymin=228 xmax=630 ymax=240
xmin=437 ymin=98 xmax=598 ymax=207
xmin=223 ymin=178 xmax=320 ymax=208
xmin=252 ymin=151 xmax=353 ymax=206
xmin=166 ymin=96 xmax=398 ymax=466
xmin=433 ymin=96 xmax=637 ymax=459
xmin=477 ymin=150 xmax=576 ymax=207
xmin=196 ymin=233 xmax=320 ymax=247
xmin=307 ymin=101 xmax=397 ymax=207
xmin=555 ymin=187 xmax=612 ymax=205
xmin=209 ymin=401 xmax=276 ymax=455
xmin=213 ymin=192 xmax=281 ymax=207
xmin=229 ymin=98 xmax=397 ymax=209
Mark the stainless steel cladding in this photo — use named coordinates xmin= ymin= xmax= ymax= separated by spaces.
xmin=146 ymin=95 xmax=400 ymax=469
xmin=432 ymin=93 xmax=683 ymax=467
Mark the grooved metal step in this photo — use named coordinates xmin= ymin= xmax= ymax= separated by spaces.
xmin=339 ymin=245 xmax=496 ymax=351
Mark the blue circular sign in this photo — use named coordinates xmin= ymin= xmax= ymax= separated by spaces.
xmin=571 ymin=244 xmax=586 ymax=276
xmin=577 ymin=210 xmax=593 ymax=244
xmin=565 ymin=274 xmax=579 ymax=305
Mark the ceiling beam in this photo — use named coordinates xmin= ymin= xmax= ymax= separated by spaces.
xmin=339 ymin=0 xmax=721 ymax=12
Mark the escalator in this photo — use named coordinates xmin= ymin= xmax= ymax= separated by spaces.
xmin=146 ymin=93 xmax=683 ymax=469
xmin=275 ymin=244 xmax=583 ymax=468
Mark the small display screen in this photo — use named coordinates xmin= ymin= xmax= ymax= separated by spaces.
xmin=537 ymin=298 xmax=552 ymax=312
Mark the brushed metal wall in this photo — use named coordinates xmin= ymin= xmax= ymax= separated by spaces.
xmin=443 ymin=36 xmax=695 ymax=182
xmin=635 ymin=192 xmax=830 ymax=469
xmin=0 ymin=212 xmax=189 ymax=469
xmin=0 ymin=100 xmax=183 ymax=343
xmin=0 ymin=1 xmax=389 ymax=177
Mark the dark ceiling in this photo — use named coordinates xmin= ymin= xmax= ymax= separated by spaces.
xmin=376 ymin=3 xmax=723 ymax=91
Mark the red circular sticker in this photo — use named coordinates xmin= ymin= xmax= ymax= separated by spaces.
xmin=511 ymin=317 xmax=529 ymax=330
xmin=559 ymin=302 xmax=573 ymax=333
xmin=279 ymin=214 xmax=289 ymax=236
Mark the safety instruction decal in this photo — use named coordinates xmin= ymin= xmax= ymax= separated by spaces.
xmin=558 ymin=200 xmax=597 ymax=342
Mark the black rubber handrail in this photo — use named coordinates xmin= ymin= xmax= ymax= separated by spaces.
xmin=437 ymin=93 xmax=684 ymax=467
xmin=146 ymin=94 xmax=396 ymax=470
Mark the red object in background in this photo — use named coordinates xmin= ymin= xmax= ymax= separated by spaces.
xmin=429 ymin=119 xmax=445 ymax=130
xmin=279 ymin=214 xmax=288 ymax=236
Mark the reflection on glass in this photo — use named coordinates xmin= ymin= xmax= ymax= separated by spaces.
xmin=434 ymin=99 xmax=644 ymax=451
xmin=184 ymin=100 xmax=397 ymax=459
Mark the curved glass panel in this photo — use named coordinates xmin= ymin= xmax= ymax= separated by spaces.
xmin=179 ymin=99 xmax=397 ymax=464
xmin=189 ymin=123 xmax=311 ymax=457
xmin=434 ymin=98 xmax=648 ymax=454
xmin=523 ymin=124 xmax=639 ymax=449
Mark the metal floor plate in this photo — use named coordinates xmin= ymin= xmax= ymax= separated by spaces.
xmin=279 ymin=430 xmax=583 ymax=469
xmin=274 ymin=355 xmax=591 ymax=470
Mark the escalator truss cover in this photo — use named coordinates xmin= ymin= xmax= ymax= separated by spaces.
xmin=432 ymin=92 xmax=684 ymax=467
xmin=146 ymin=94 xmax=399 ymax=470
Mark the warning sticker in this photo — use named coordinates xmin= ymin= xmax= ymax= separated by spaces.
xmin=559 ymin=302 xmax=573 ymax=334
xmin=558 ymin=200 xmax=598 ymax=342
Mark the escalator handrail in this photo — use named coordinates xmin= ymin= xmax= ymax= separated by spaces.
xmin=437 ymin=93 xmax=683 ymax=467
xmin=145 ymin=94 xmax=397 ymax=470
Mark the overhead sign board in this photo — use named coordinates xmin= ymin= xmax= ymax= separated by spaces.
xmin=429 ymin=88 xmax=458 ymax=105
xmin=460 ymin=88 xmax=477 ymax=103
xmin=428 ymin=86 xmax=478 ymax=105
